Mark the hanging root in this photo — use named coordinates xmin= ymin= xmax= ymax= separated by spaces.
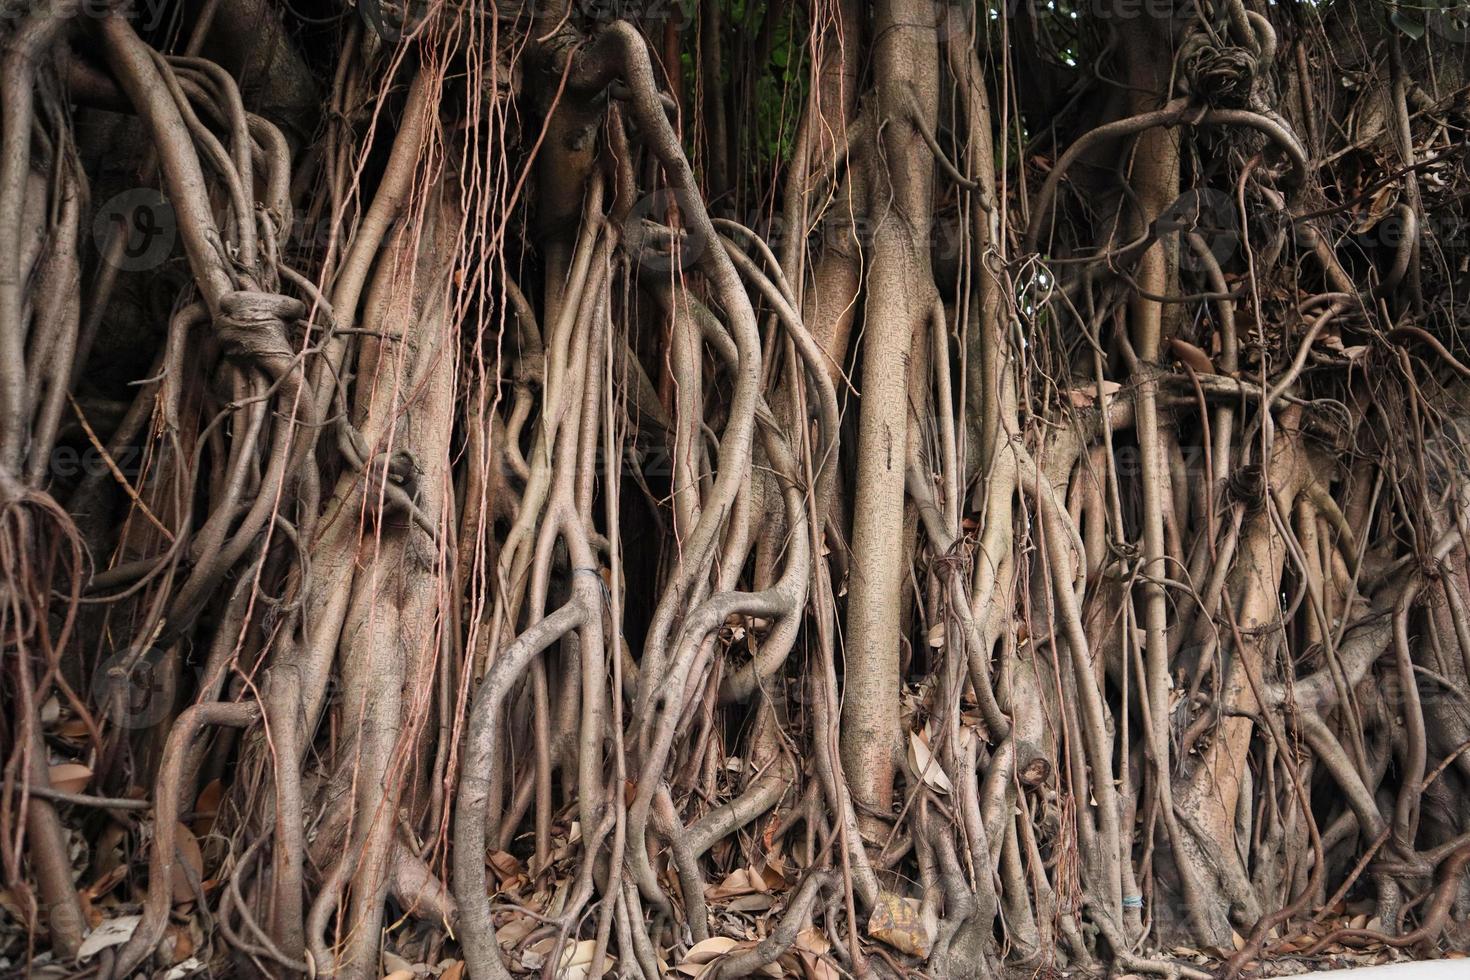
xmin=5 ymin=1 xmax=1470 ymax=978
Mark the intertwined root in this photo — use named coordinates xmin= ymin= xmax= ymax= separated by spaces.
xmin=3 ymin=2 xmax=1470 ymax=978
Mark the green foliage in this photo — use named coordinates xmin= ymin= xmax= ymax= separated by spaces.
xmin=680 ymin=0 xmax=807 ymax=177
xmin=750 ymin=4 xmax=807 ymax=165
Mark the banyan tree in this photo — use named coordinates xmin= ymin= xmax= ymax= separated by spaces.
xmin=4 ymin=0 xmax=1470 ymax=977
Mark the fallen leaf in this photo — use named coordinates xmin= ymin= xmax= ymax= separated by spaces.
xmin=1169 ymin=337 xmax=1215 ymax=375
xmin=77 ymin=915 xmax=141 ymax=959
xmin=48 ymin=763 xmax=92 ymax=794
xmin=192 ymin=780 xmax=222 ymax=837
xmin=521 ymin=938 xmax=550 ymax=970
xmin=487 ymin=850 xmax=522 ymax=884
xmin=163 ymin=957 xmax=204 ymax=980
xmin=906 ymin=730 xmax=952 ymax=794
xmin=797 ymin=952 xmax=842 ymax=980
xmin=867 ymin=891 xmax=936 ymax=957
xmin=793 ymin=925 xmax=837 ymax=978
xmin=707 ymin=867 xmax=764 ymax=900
xmin=59 ymin=718 xmax=91 ymax=739
xmin=559 ymin=938 xmax=614 ymax=979
xmin=161 ymin=921 xmax=195 ymax=964
xmin=1352 ymin=183 xmax=1398 ymax=233
xmin=496 ymin=915 xmax=536 ymax=947
xmin=675 ymin=936 xmax=745 ymax=976
xmin=1066 ymin=379 xmax=1123 ymax=408
xmin=170 ymin=823 xmax=204 ymax=904
xmin=382 ymin=951 xmax=415 ymax=974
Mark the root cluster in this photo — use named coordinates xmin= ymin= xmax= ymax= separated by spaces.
xmin=4 ymin=1 xmax=1470 ymax=978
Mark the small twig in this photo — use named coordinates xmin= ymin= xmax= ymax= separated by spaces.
xmin=66 ymin=393 xmax=175 ymax=542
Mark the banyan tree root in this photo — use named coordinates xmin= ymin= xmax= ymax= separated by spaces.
xmin=4 ymin=0 xmax=1470 ymax=978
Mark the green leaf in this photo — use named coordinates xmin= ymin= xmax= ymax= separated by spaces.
xmin=1391 ymin=9 xmax=1426 ymax=38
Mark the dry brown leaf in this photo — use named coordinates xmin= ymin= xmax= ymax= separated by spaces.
xmin=794 ymin=927 xmax=828 ymax=956
xmin=1066 ymin=380 xmax=1123 ymax=408
xmin=798 ymin=952 xmax=841 ymax=980
xmin=906 ymin=730 xmax=952 ymax=795
xmin=82 ymin=862 xmax=127 ymax=906
xmin=522 ymin=937 xmax=554 ymax=970
xmin=161 ymin=921 xmax=195 ymax=965
xmin=192 ymin=780 xmax=223 ymax=837
xmin=1169 ymin=337 xmax=1215 ymax=375
xmin=792 ymin=926 xmax=838 ymax=980
xmin=58 ymin=718 xmax=91 ymax=740
xmin=49 ymin=762 xmax=92 ymax=793
xmin=925 ymin=622 xmax=945 ymax=648
xmin=674 ymin=936 xmax=770 ymax=977
xmin=559 ymin=938 xmax=614 ymax=980
xmin=707 ymin=867 xmax=764 ymax=900
xmin=163 ymin=956 xmax=204 ymax=980
xmin=1352 ymin=184 xmax=1398 ymax=233
xmin=170 ymin=822 xmax=204 ymax=904
xmin=382 ymin=952 xmax=415 ymax=974
xmin=758 ymin=855 xmax=786 ymax=890
xmin=77 ymin=915 xmax=141 ymax=960
xmin=495 ymin=915 xmax=536 ymax=947
xmin=866 ymin=891 xmax=936 ymax=957
xmin=487 ymin=850 xmax=522 ymax=883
